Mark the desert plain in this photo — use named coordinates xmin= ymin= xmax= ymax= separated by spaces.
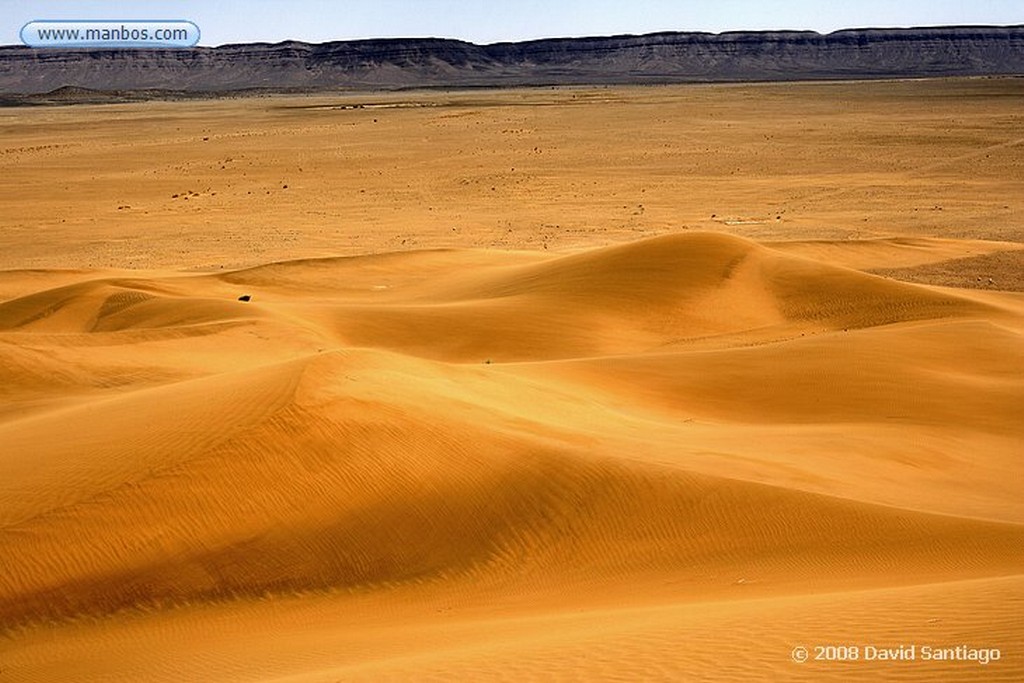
xmin=0 ymin=77 xmax=1023 ymax=681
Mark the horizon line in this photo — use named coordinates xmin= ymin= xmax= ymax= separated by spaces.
xmin=4 ymin=22 xmax=1022 ymax=50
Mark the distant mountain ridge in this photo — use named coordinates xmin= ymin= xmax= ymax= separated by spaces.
xmin=1 ymin=26 xmax=1023 ymax=95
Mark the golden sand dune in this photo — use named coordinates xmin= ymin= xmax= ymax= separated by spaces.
xmin=764 ymin=236 xmax=1024 ymax=270
xmin=1 ymin=230 xmax=1022 ymax=681
xmin=1 ymin=81 xmax=1022 ymax=681
xmin=4 ymin=574 xmax=1022 ymax=682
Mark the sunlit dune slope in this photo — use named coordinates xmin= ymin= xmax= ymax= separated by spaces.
xmin=1 ymin=231 xmax=1022 ymax=637
xmin=552 ymin=318 xmax=1024 ymax=429
xmin=0 ymin=279 xmax=266 ymax=334
xmin=4 ymin=574 xmax=1022 ymax=682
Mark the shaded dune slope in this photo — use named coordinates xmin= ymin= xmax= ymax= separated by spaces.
xmin=1 ymin=232 xmax=1021 ymax=629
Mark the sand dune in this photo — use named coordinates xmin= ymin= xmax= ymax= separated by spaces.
xmin=764 ymin=236 xmax=1024 ymax=270
xmin=1 ymin=82 xmax=1022 ymax=681
xmin=2 ymin=339 xmax=1020 ymax=619
xmin=2 ymin=231 xmax=1022 ymax=681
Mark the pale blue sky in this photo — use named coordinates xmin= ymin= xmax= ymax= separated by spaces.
xmin=5 ymin=0 xmax=1023 ymax=46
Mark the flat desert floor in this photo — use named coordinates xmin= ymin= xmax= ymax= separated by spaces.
xmin=1 ymin=78 xmax=1022 ymax=681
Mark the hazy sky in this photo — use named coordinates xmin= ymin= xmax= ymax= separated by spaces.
xmin=6 ymin=0 xmax=1023 ymax=46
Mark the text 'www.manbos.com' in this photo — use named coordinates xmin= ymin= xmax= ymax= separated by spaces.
xmin=22 ymin=21 xmax=200 ymax=48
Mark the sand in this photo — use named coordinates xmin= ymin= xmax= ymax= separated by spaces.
xmin=1 ymin=78 xmax=1022 ymax=681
